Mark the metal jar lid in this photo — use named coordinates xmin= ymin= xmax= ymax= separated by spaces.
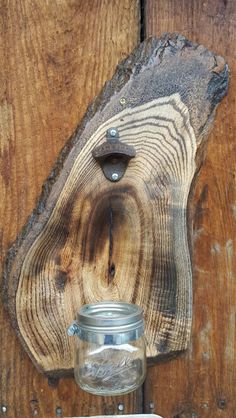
xmin=78 ymin=301 xmax=143 ymax=333
xmin=68 ymin=301 xmax=144 ymax=344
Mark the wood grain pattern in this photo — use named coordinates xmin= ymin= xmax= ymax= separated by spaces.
xmin=0 ymin=1 xmax=141 ymax=417
xmin=3 ymin=33 xmax=228 ymax=377
xmin=144 ymin=1 xmax=236 ymax=417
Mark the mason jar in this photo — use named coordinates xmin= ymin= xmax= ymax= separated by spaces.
xmin=67 ymin=301 xmax=146 ymax=396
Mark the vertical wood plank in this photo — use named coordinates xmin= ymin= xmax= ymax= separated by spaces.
xmin=0 ymin=1 xmax=140 ymax=417
xmin=144 ymin=1 xmax=236 ymax=417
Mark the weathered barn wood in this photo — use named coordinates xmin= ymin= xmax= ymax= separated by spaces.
xmin=0 ymin=1 xmax=141 ymax=417
xmin=1 ymin=1 xmax=235 ymax=417
xmin=144 ymin=1 xmax=236 ymax=417
xmin=3 ymin=33 xmax=228 ymax=377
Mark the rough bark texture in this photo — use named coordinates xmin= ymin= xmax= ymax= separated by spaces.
xmin=0 ymin=1 xmax=141 ymax=417
xmin=3 ymin=33 xmax=229 ymax=377
xmin=144 ymin=1 xmax=236 ymax=418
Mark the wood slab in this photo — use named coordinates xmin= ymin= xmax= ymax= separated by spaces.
xmin=3 ymin=33 xmax=229 ymax=377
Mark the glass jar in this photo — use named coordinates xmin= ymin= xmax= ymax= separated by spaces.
xmin=68 ymin=301 xmax=146 ymax=396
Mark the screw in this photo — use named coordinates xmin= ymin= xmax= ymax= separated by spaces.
xmin=108 ymin=128 xmax=118 ymax=137
xmin=149 ymin=401 xmax=155 ymax=410
xmin=117 ymin=402 xmax=124 ymax=411
xmin=1 ymin=406 xmax=7 ymax=413
xmin=30 ymin=399 xmax=39 ymax=416
xmin=112 ymin=173 xmax=119 ymax=181
xmin=56 ymin=406 xmax=62 ymax=417
xmin=67 ymin=321 xmax=79 ymax=336
xmin=120 ymin=98 xmax=126 ymax=105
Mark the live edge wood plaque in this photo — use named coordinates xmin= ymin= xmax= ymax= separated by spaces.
xmin=3 ymin=34 xmax=229 ymax=377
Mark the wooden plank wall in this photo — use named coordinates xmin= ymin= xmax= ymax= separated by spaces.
xmin=0 ymin=1 xmax=235 ymax=417
xmin=0 ymin=1 xmax=141 ymax=417
xmin=144 ymin=1 xmax=236 ymax=417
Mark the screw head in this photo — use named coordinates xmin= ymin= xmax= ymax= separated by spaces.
xmin=67 ymin=321 xmax=79 ymax=336
xmin=56 ymin=406 xmax=62 ymax=416
xmin=109 ymin=128 xmax=118 ymax=137
xmin=1 ymin=406 xmax=7 ymax=413
xmin=120 ymin=97 xmax=126 ymax=105
xmin=117 ymin=402 xmax=124 ymax=411
xmin=149 ymin=401 xmax=155 ymax=410
xmin=112 ymin=173 xmax=119 ymax=181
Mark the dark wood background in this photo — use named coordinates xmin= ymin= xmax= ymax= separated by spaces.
xmin=0 ymin=1 xmax=235 ymax=417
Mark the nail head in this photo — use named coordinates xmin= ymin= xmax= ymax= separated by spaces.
xmin=218 ymin=399 xmax=227 ymax=409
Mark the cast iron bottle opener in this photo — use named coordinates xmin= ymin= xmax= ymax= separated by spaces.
xmin=92 ymin=127 xmax=136 ymax=182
